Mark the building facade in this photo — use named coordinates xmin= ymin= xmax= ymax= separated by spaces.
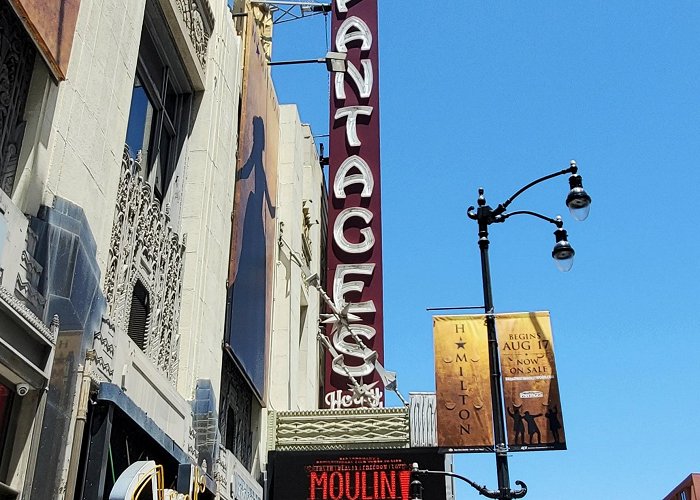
xmin=0 ymin=0 xmax=331 ymax=497
xmin=0 ymin=0 xmax=452 ymax=498
xmin=664 ymin=474 xmax=700 ymax=500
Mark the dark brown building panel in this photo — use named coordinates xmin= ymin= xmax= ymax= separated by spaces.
xmin=664 ymin=473 xmax=700 ymax=500
xmin=8 ymin=0 xmax=81 ymax=79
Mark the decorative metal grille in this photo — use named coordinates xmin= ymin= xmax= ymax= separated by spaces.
xmin=0 ymin=0 xmax=36 ymax=196
xmin=103 ymin=146 xmax=185 ymax=383
xmin=409 ymin=392 xmax=438 ymax=448
xmin=268 ymin=407 xmax=410 ymax=452
xmin=219 ymin=356 xmax=253 ymax=470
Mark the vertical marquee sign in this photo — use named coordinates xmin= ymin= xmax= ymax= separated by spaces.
xmin=325 ymin=0 xmax=384 ymax=408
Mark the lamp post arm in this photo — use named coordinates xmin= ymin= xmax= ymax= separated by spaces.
xmin=268 ymin=58 xmax=324 ymax=66
xmin=499 ymin=210 xmax=563 ymax=228
xmin=499 ymin=163 xmax=577 ymax=213
xmin=413 ymin=467 xmax=528 ymax=499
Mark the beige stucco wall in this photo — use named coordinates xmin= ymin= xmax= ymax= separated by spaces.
xmin=268 ymin=105 xmax=325 ymax=412
xmin=259 ymin=105 xmax=326 ymax=480
xmin=9 ymin=0 xmax=244 ymax=405
xmin=12 ymin=0 xmax=144 ymax=273
xmin=5 ymin=0 xmax=246 ymax=478
xmin=176 ymin=2 xmax=243 ymax=402
xmin=1 ymin=0 xmax=332 ymax=491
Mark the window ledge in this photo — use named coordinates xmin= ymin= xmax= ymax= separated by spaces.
xmin=158 ymin=0 xmax=215 ymax=91
xmin=0 ymin=481 xmax=19 ymax=499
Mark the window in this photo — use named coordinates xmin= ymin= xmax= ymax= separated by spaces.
xmin=128 ymin=280 xmax=150 ymax=349
xmin=0 ymin=0 xmax=36 ymax=196
xmin=220 ymin=356 xmax=253 ymax=469
xmin=299 ymin=302 xmax=308 ymax=346
xmin=225 ymin=405 xmax=236 ymax=452
xmin=125 ymin=1 xmax=191 ymax=202
xmin=680 ymin=491 xmax=687 ymax=500
xmin=0 ymin=382 xmax=13 ymax=456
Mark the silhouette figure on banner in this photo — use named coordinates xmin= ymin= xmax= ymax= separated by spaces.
xmin=229 ymin=116 xmax=275 ymax=394
xmin=507 ymin=405 xmax=526 ymax=445
xmin=545 ymin=406 xmax=563 ymax=444
xmin=523 ymin=411 xmax=543 ymax=445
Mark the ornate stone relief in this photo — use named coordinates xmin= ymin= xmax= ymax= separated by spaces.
xmin=409 ymin=392 xmax=438 ymax=448
xmin=301 ymin=201 xmax=313 ymax=264
xmin=268 ymin=407 xmax=410 ymax=452
xmin=0 ymin=286 xmax=55 ymax=343
xmin=104 ymin=146 xmax=186 ymax=384
xmin=91 ymin=317 xmax=116 ymax=382
xmin=173 ymin=0 xmax=214 ymax=70
xmin=213 ymin=444 xmax=228 ymax=492
xmin=16 ymin=233 xmax=45 ymax=317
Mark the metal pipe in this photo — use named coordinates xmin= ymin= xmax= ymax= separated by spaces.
xmin=252 ymin=1 xmax=330 ymax=6
xmin=64 ymin=350 xmax=95 ymax=500
xmin=268 ymin=58 xmax=323 ymax=66
xmin=477 ymin=214 xmax=512 ymax=498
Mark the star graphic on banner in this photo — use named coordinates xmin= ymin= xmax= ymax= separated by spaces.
xmin=455 ymin=338 xmax=466 ymax=349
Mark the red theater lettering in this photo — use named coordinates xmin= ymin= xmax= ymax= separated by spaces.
xmin=326 ymin=0 xmax=385 ymax=408
xmin=309 ymin=471 xmax=410 ymax=500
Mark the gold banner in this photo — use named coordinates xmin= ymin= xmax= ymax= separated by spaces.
xmin=497 ymin=312 xmax=566 ymax=451
xmin=433 ymin=316 xmax=494 ymax=450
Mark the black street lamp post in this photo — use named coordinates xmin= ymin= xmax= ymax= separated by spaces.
xmin=413 ymin=160 xmax=591 ymax=500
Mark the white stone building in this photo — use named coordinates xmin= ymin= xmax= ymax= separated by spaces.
xmin=0 ymin=0 xmax=330 ymax=497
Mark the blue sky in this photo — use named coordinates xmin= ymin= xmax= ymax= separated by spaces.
xmin=271 ymin=2 xmax=700 ymax=498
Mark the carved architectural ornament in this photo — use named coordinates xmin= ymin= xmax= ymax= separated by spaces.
xmin=409 ymin=392 xmax=438 ymax=448
xmin=91 ymin=317 xmax=116 ymax=382
xmin=268 ymin=407 xmax=410 ymax=452
xmin=301 ymin=201 xmax=313 ymax=264
xmin=104 ymin=146 xmax=186 ymax=383
xmin=174 ymin=0 xmax=214 ymax=70
xmin=0 ymin=286 xmax=55 ymax=343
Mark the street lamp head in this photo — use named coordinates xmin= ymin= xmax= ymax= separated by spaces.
xmin=566 ymin=163 xmax=591 ymax=221
xmin=324 ymin=51 xmax=347 ymax=73
xmin=552 ymin=225 xmax=575 ymax=272
xmin=410 ymin=463 xmax=423 ymax=500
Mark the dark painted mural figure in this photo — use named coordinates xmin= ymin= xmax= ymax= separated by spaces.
xmin=228 ymin=116 xmax=274 ymax=393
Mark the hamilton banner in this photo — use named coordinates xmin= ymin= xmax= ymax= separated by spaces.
xmin=433 ymin=312 xmax=566 ymax=452
xmin=433 ymin=315 xmax=494 ymax=450
xmin=497 ymin=311 xmax=566 ymax=451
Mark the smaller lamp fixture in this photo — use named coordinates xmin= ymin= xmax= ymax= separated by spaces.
xmin=565 ymin=161 xmax=592 ymax=221
xmin=552 ymin=220 xmax=575 ymax=272
xmin=303 ymin=3 xmax=331 ymax=12
xmin=410 ymin=464 xmax=423 ymax=500
xmin=324 ymin=51 xmax=347 ymax=73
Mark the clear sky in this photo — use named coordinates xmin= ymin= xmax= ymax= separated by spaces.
xmin=270 ymin=2 xmax=700 ymax=498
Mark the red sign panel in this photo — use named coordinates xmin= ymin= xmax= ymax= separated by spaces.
xmin=269 ymin=450 xmax=448 ymax=500
xmin=325 ymin=0 xmax=384 ymax=408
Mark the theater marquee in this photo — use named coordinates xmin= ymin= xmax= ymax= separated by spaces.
xmin=268 ymin=450 xmax=448 ymax=500
xmin=325 ymin=0 xmax=385 ymax=408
